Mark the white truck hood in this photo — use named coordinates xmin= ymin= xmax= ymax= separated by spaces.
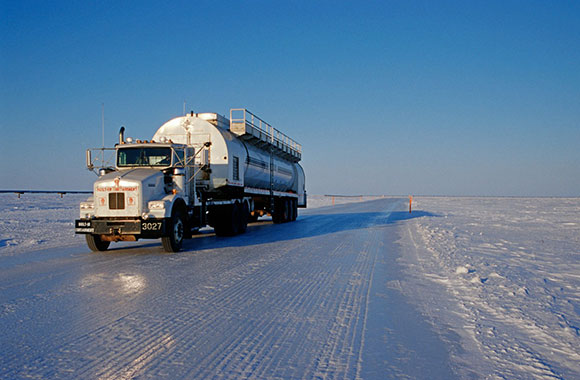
xmin=93 ymin=169 xmax=165 ymax=217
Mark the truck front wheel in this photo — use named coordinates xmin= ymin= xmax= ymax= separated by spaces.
xmin=162 ymin=210 xmax=184 ymax=252
xmin=86 ymin=234 xmax=110 ymax=252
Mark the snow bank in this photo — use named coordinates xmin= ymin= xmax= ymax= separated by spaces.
xmin=398 ymin=197 xmax=580 ymax=379
xmin=0 ymin=193 xmax=87 ymax=256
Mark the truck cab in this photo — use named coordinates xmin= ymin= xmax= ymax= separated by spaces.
xmin=77 ymin=139 xmax=197 ymax=252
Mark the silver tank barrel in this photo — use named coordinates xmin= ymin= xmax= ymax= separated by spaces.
xmin=151 ymin=112 xmax=305 ymax=196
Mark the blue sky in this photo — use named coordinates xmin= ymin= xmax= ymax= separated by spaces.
xmin=1 ymin=0 xmax=579 ymax=196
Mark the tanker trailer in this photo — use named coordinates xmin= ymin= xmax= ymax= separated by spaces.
xmin=76 ymin=108 xmax=306 ymax=252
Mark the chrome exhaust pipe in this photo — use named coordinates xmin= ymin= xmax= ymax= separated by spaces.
xmin=119 ymin=126 xmax=125 ymax=144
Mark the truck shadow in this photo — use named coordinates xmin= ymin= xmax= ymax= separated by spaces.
xmin=181 ymin=209 xmax=439 ymax=252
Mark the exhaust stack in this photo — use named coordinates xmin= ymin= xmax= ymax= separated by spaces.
xmin=119 ymin=126 xmax=125 ymax=144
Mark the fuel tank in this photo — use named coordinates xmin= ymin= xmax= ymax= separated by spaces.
xmin=152 ymin=112 xmax=305 ymax=200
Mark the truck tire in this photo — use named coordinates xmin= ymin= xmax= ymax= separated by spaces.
xmin=289 ymin=199 xmax=296 ymax=222
xmin=284 ymin=199 xmax=292 ymax=222
xmin=273 ymin=198 xmax=289 ymax=224
xmin=238 ymin=201 xmax=249 ymax=234
xmin=285 ymin=199 xmax=290 ymax=223
xmin=287 ymin=199 xmax=294 ymax=222
xmin=212 ymin=208 xmax=225 ymax=236
xmin=295 ymin=199 xmax=299 ymax=220
xmin=214 ymin=203 xmax=241 ymax=237
xmin=272 ymin=200 xmax=282 ymax=224
xmin=86 ymin=234 xmax=110 ymax=252
xmin=162 ymin=209 xmax=185 ymax=252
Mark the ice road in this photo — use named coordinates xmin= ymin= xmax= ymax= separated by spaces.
xmin=0 ymin=198 xmax=457 ymax=379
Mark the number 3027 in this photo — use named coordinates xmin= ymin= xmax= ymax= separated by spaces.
xmin=142 ymin=222 xmax=162 ymax=231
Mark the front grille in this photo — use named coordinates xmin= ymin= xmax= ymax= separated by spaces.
xmin=109 ymin=192 xmax=125 ymax=210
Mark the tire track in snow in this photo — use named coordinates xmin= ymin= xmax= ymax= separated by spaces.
xmin=17 ymin=237 xmax=312 ymax=378
xmin=35 ymin=243 xmax=296 ymax=379
xmin=187 ymin=238 xmax=344 ymax=379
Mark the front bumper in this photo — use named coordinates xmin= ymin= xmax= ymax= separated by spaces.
xmin=75 ymin=218 xmax=168 ymax=238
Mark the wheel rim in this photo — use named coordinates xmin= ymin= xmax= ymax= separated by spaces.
xmin=173 ymin=218 xmax=184 ymax=243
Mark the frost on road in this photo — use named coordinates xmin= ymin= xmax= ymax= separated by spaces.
xmin=0 ymin=198 xmax=456 ymax=379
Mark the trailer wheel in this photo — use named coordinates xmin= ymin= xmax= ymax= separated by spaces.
xmin=287 ymin=199 xmax=293 ymax=222
xmin=272 ymin=199 xmax=282 ymax=224
xmin=212 ymin=208 xmax=225 ymax=236
xmin=273 ymin=198 xmax=289 ymax=224
xmin=284 ymin=199 xmax=290 ymax=223
xmin=86 ymin=234 xmax=110 ymax=252
xmin=162 ymin=209 xmax=185 ymax=252
xmin=288 ymin=199 xmax=296 ymax=222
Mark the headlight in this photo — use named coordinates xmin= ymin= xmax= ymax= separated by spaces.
xmin=80 ymin=202 xmax=94 ymax=210
xmin=148 ymin=201 xmax=165 ymax=210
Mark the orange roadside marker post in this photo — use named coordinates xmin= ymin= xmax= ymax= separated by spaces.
xmin=409 ymin=195 xmax=413 ymax=213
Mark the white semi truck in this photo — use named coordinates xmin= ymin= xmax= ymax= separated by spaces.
xmin=75 ymin=109 xmax=306 ymax=252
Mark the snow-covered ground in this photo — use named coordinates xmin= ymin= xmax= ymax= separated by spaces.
xmin=0 ymin=193 xmax=88 ymax=255
xmin=1 ymin=194 xmax=578 ymax=378
xmin=398 ymin=197 xmax=580 ymax=379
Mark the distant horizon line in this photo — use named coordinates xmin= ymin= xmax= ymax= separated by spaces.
xmin=319 ymin=194 xmax=580 ymax=199
xmin=0 ymin=190 xmax=577 ymax=199
xmin=0 ymin=190 xmax=92 ymax=195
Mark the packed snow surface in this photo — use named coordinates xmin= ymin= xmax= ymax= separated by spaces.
xmin=0 ymin=194 xmax=87 ymax=255
xmin=0 ymin=194 xmax=578 ymax=379
xmin=399 ymin=197 xmax=580 ymax=379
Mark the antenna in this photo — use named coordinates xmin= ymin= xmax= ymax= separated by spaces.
xmin=101 ymin=103 xmax=105 ymax=166
xmin=101 ymin=103 xmax=105 ymax=148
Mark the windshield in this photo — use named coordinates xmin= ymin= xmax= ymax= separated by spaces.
xmin=117 ymin=147 xmax=172 ymax=167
